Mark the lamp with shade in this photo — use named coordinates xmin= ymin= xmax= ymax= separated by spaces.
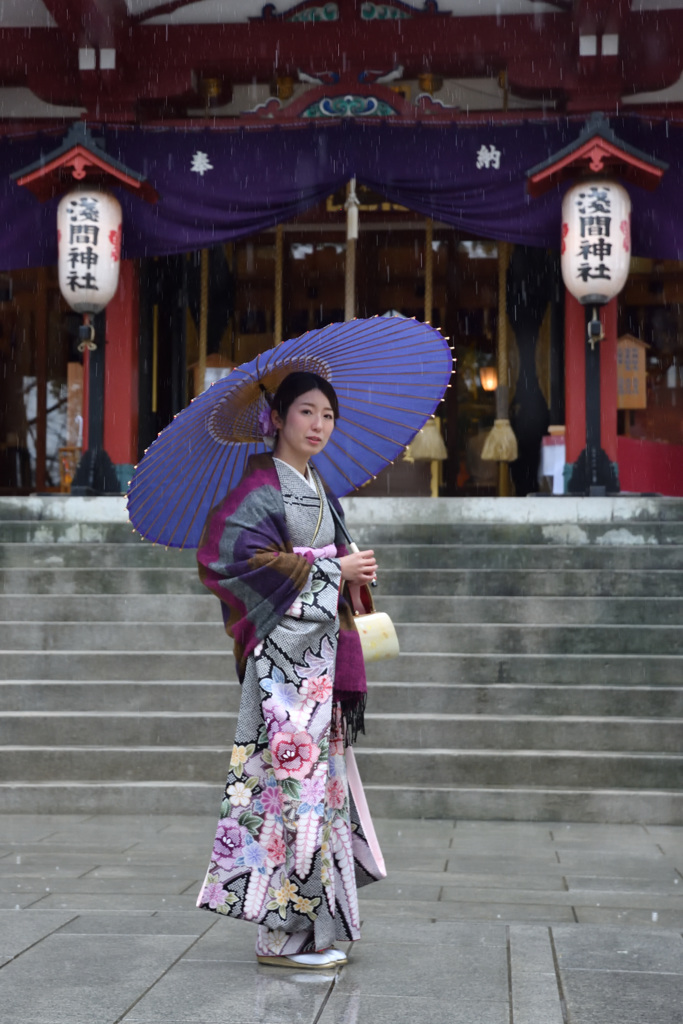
xmin=479 ymin=366 xmax=498 ymax=392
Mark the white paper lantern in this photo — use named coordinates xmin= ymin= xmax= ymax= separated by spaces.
xmin=561 ymin=179 xmax=631 ymax=305
xmin=57 ymin=188 xmax=122 ymax=314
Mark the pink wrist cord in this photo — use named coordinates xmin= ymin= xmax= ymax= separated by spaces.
xmin=293 ymin=543 xmax=338 ymax=561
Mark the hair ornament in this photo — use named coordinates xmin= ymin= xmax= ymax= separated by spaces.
xmin=258 ymin=400 xmax=277 ymax=448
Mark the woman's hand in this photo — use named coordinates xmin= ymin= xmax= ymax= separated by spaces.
xmin=339 ymin=549 xmax=377 ymax=584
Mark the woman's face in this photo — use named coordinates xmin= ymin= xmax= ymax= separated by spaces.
xmin=272 ymin=388 xmax=335 ymax=466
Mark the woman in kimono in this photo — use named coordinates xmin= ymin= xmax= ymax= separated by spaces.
xmin=196 ymin=371 xmax=385 ymax=970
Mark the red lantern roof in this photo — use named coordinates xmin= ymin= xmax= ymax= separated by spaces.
xmin=11 ymin=121 xmax=158 ymax=203
xmin=527 ymin=113 xmax=667 ymax=197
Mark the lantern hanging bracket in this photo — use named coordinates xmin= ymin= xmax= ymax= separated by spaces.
xmin=587 ymin=309 xmax=604 ymax=351
xmin=77 ymin=313 xmax=97 ymax=352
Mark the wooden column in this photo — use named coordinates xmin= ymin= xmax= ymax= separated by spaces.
xmin=496 ymin=241 xmax=511 ymax=495
xmin=424 ymin=218 xmax=433 ymax=323
xmin=481 ymin=241 xmax=517 ymax=493
xmin=274 ymin=224 xmax=283 ymax=345
xmin=152 ymin=303 xmax=159 ymax=415
xmin=344 ymin=178 xmax=359 ymax=322
xmin=344 ymin=239 xmax=356 ymax=321
xmin=197 ymin=248 xmax=209 ymax=394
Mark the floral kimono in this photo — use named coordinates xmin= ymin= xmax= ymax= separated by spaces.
xmin=196 ymin=453 xmax=384 ymax=956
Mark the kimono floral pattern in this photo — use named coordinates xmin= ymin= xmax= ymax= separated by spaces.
xmin=197 ymin=461 xmax=384 ymax=952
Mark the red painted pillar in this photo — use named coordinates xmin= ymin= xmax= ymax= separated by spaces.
xmin=104 ymin=260 xmax=139 ymax=466
xmin=564 ymin=290 xmax=586 ymax=464
xmin=599 ymin=297 xmax=618 ymax=464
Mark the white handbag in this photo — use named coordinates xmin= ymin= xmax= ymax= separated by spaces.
xmin=347 ymin=579 xmax=400 ymax=663
xmin=354 ymin=612 xmax=400 ymax=663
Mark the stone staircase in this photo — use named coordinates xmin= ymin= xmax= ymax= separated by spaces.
xmin=0 ymin=496 xmax=682 ymax=823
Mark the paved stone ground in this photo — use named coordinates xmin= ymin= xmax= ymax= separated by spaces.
xmin=1 ymin=814 xmax=682 ymax=1024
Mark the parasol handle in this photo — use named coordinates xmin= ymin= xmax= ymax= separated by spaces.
xmin=329 ymin=503 xmax=377 ymax=587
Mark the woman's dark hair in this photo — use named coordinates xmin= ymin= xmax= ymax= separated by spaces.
xmin=271 ymin=371 xmax=339 ymax=421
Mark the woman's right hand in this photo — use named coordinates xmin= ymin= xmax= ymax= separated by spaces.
xmin=339 ymin=549 xmax=377 ymax=584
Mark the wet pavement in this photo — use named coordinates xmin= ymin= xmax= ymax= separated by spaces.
xmin=1 ymin=814 xmax=682 ymax=1024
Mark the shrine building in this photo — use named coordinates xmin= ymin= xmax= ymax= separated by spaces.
xmin=1 ymin=0 xmax=682 ymax=498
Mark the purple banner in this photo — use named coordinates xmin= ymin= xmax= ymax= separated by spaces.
xmin=0 ymin=116 xmax=680 ymax=270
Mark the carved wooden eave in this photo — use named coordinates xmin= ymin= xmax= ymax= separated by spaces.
xmin=2 ymin=1 xmax=683 ymax=124
xmin=11 ymin=122 xmax=159 ymax=203
xmin=245 ymin=79 xmax=417 ymax=121
xmin=527 ymin=113 xmax=668 ymax=197
xmin=253 ymin=0 xmax=444 ymax=21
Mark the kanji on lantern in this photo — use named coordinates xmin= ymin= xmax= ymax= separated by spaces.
xmin=561 ymin=180 xmax=631 ymax=304
xmin=57 ymin=189 xmax=122 ymax=314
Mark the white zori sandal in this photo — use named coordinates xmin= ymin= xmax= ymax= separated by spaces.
xmin=257 ymin=948 xmax=348 ymax=969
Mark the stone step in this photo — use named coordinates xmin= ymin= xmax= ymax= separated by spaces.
xmin=362 ymin=785 xmax=683 ymax=824
xmin=353 ymin=521 xmax=683 ymax=546
xmin=0 ymin=680 xmax=243 ymax=712
xmin=346 ymin=496 xmax=683 ymax=524
xmin=0 ymin=500 xmax=126 ymax=522
xmin=4 ymin=518 xmax=683 ymax=546
xmin=0 ymin=594 xmax=219 ymax=623
xmin=1 ymin=593 xmax=681 ymax=625
xmin=1 ymin=620 xmax=680 ymax=655
xmin=391 ymin=623 xmax=683 ymax=656
xmin=1 ymin=745 xmax=680 ymax=788
xmin=3 ymin=541 xmax=683 ymax=571
xmin=0 ymin=711 xmax=234 ymax=747
xmin=0 ymin=780 xmax=679 ymax=823
xmin=0 ymin=522 xmax=142 ymax=544
xmin=0 ymin=542 xmax=196 ymax=569
xmin=2 ymin=495 xmax=683 ymax=523
xmin=384 ymin=569 xmax=683 ymax=598
xmin=380 ymin=596 xmax=683 ymax=626
xmin=372 ymin=544 xmax=683 ymax=571
xmin=366 ymin=654 xmax=683 ymax=685
xmin=3 ymin=566 xmax=682 ymax=598
xmin=1 ymin=650 xmax=680 ymax=683
xmin=367 ymin=683 xmax=683 ymax=718
xmin=0 ymin=568 xmax=206 ymax=596
xmin=371 ymin=714 xmax=683 ymax=753
xmin=1 ymin=494 xmax=680 ymax=825
xmin=2 ymin=711 xmax=681 ymax=752
xmin=2 ymin=680 xmax=682 ymax=717
xmin=354 ymin=748 xmax=683 ymax=789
